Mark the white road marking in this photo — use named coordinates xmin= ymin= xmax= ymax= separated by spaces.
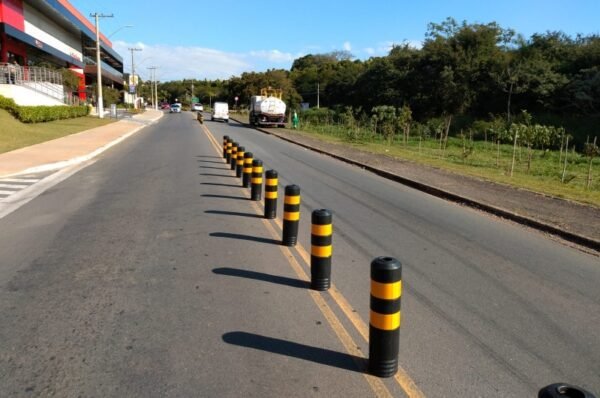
xmin=1 ymin=178 xmax=39 ymax=183
xmin=0 ymin=184 xmax=27 ymax=189
xmin=0 ymin=190 xmax=16 ymax=195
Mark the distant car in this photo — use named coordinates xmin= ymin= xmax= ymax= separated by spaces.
xmin=170 ymin=103 xmax=182 ymax=113
xmin=192 ymin=103 xmax=204 ymax=112
xmin=160 ymin=103 xmax=170 ymax=110
xmin=211 ymin=101 xmax=229 ymax=122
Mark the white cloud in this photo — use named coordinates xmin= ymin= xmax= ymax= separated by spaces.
xmin=343 ymin=41 xmax=352 ymax=52
xmin=113 ymin=41 xmax=296 ymax=81
xmin=364 ymin=47 xmax=375 ymax=55
xmin=247 ymin=50 xmax=295 ymax=63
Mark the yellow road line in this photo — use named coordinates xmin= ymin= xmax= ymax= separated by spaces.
xmin=202 ymin=122 xmax=423 ymax=397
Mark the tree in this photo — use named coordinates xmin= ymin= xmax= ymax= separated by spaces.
xmin=397 ymin=105 xmax=412 ymax=145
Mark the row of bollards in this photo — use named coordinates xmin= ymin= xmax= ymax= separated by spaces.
xmin=218 ymin=136 xmax=599 ymax=391
xmin=221 ymin=135 xmax=400 ymax=378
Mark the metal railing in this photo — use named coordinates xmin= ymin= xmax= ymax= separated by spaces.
xmin=1 ymin=63 xmax=82 ymax=105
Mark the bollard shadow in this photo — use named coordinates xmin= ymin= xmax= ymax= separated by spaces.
xmin=201 ymin=182 xmax=243 ymax=188
xmin=196 ymin=155 xmax=221 ymax=159
xmin=199 ymin=165 xmax=232 ymax=170
xmin=202 ymin=194 xmax=248 ymax=201
xmin=197 ymin=159 xmax=226 ymax=165
xmin=199 ymin=173 xmax=236 ymax=178
xmin=210 ymin=232 xmax=281 ymax=245
xmin=205 ymin=210 xmax=262 ymax=219
xmin=222 ymin=331 xmax=365 ymax=373
xmin=213 ymin=267 xmax=308 ymax=289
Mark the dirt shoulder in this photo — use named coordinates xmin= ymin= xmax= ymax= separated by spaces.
xmin=234 ymin=119 xmax=599 ymax=252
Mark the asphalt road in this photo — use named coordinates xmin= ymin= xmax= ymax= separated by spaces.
xmin=0 ymin=112 xmax=598 ymax=397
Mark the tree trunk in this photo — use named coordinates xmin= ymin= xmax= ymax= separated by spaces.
xmin=561 ymin=136 xmax=570 ymax=183
xmin=507 ymin=82 xmax=513 ymax=124
xmin=510 ymin=131 xmax=518 ymax=177
xmin=587 ymin=136 xmax=597 ymax=189
xmin=496 ymin=139 xmax=500 ymax=168
xmin=559 ymin=133 xmax=564 ymax=168
xmin=442 ymin=115 xmax=452 ymax=158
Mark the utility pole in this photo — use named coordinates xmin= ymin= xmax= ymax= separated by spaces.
xmin=128 ymin=47 xmax=142 ymax=108
xmin=147 ymin=66 xmax=156 ymax=108
xmin=90 ymin=12 xmax=113 ymax=119
xmin=191 ymin=80 xmax=194 ymax=104
xmin=154 ymin=67 xmax=159 ymax=110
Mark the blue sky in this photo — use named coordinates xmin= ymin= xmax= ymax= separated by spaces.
xmin=70 ymin=0 xmax=600 ymax=82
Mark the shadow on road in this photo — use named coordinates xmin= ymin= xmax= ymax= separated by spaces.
xmin=199 ymin=165 xmax=232 ymax=170
xmin=205 ymin=210 xmax=262 ymax=219
xmin=196 ymin=155 xmax=222 ymax=159
xmin=222 ymin=331 xmax=365 ymax=373
xmin=202 ymin=194 xmax=248 ymax=201
xmin=201 ymin=182 xmax=244 ymax=188
xmin=197 ymin=159 xmax=226 ymax=165
xmin=199 ymin=173 xmax=237 ymax=178
xmin=212 ymin=267 xmax=308 ymax=289
xmin=209 ymin=232 xmax=280 ymax=245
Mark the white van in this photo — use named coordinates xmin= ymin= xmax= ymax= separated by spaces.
xmin=211 ymin=102 xmax=229 ymax=122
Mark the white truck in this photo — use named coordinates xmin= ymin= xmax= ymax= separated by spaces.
xmin=211 ymin=102 xmax=229 ymax=122
xmin=249 ymin=88 xmax=286 ymax=127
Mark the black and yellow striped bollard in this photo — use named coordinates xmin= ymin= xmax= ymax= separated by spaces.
xmin=236 ymin=146 xmax=245 ymax=178
xmin=243 ymin=152 xmax=253 ymax=188
xmin=369 ymin=256 xmax=402 ymax=378
xmin=251 ymin=159 xmax=263 ymax=201
xmin=230 ymin=142 xmax=238 ymax=170
xmin=226 ymin=139 xmax=233 ymax=163
xmin=223 ymin=135 xmax=229 ymax=158
xmin=311 ymin=209 xmax=332 ymax=291
xmin=264 ymin=170 xmax=278 ymax=219
xmin=282 ymin=185 xmax=300 ymax=246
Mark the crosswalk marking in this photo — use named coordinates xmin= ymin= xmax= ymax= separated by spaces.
xmin=0 ymin=184 xmax=27 ymax=189
xmin=2 ymin=178 xmax=39 ymax=183
xmin=0 ymin=172 xmax=53 ymax=200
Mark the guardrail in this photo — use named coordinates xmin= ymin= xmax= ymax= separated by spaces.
xmin=1 ymin=64 xmax=83 ymax=106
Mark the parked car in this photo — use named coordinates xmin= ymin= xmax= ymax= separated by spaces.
xmin=211 ymin=102 xmax=229 ymax=122
xmin=170 ymin=103 xmax=182 ymax=113
xmin=192 ymin=103 xmax=204 ymax=112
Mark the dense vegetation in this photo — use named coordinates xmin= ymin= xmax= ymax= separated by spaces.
xmin=155 ymin=18 xmax=599 ymax=146
xmin=150 ymin=18 xmax=599 ymax=196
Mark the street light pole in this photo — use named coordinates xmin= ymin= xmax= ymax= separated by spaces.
xmin=147 ymin=66 xmax=156 ymax=108
xmin=128 ymin=47 xmax=142 ymax=108
xmin=153 ymin=67 xmax=159 ymax=110
xmin=90 ymin=12 xmax=113 ymax=118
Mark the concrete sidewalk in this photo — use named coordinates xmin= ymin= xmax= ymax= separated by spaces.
xmin=0 ymin=109 xmax=163 ymax=177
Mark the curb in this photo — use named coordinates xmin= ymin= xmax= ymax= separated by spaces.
xmin=1 ymin=113 xmax=163 ymax=178
xmin=231 ymin=117 xmax=600 ymax=253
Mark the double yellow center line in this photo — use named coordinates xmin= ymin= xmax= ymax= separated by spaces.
xmin=200 ymin=123 xmax=424 ymax=398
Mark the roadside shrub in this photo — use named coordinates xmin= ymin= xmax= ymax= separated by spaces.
xmin=0 ymin=95 xmax=89 ymax=123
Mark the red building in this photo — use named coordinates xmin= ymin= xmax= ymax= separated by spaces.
xmin=0 ymin=0 xmax=123 ymax=100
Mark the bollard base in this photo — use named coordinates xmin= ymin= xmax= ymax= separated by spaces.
xmin=265 ymin=212 xmax=276 ymax=219
xmin=310 ymin=278 xmax=330 ymax=291
xmin=368 ymin=359 xmax=398 ymax=378
xmin=282 ymin=237 xmax=297 ymax=247
xmin=538 ymin=383 xmax=596 ymax=398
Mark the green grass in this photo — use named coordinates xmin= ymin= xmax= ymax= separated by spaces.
xmin=0 ymin=109 xmax=115 ymax=154
xmin=229 ymin=112 xmax=599 ymax=207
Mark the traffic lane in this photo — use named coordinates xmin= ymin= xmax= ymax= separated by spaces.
xmin=206 ymin=119 xmax=600 ymax=396
xmin=0 ymin=113 xmax=379 ymax=397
